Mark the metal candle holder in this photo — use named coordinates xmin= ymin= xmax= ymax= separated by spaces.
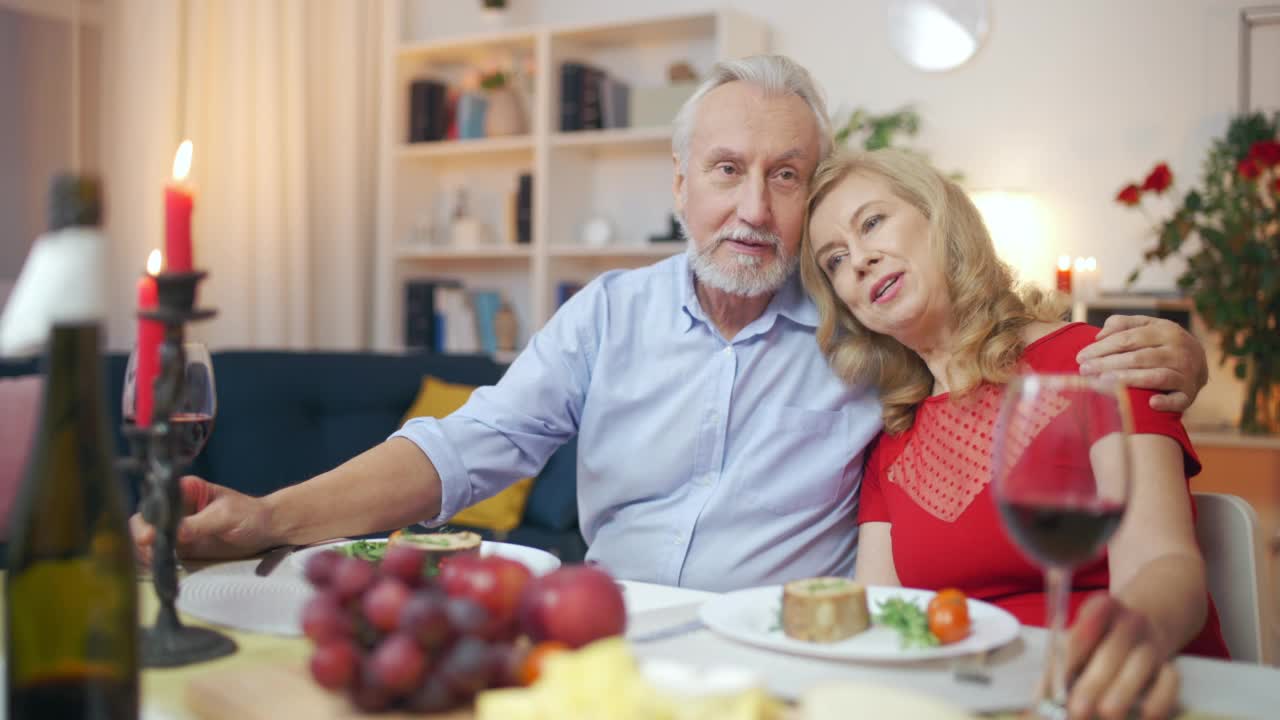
xmin=120 ymin=269 xmax=237 ymax=667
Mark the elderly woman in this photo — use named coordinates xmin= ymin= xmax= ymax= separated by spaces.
xmin=801 ymin=149 xmax=1228 ymax=719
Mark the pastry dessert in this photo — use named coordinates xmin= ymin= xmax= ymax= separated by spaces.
xmin=780 ymin=577 xmax=870 ymax=643
xmin=388 ymin=528 xmax=482 ymax=559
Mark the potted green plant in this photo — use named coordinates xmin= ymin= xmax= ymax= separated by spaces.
xmin=1118 ymin=112 xmax=1280 ymax=434
xmin=833 ymin=106 xmax=921 ymax=150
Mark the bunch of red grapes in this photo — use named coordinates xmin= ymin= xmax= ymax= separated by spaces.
xmin=300 ymin=543 xmax=626 ymax=713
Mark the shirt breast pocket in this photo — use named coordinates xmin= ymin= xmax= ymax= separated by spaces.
xmin=751 ymin=406 xmax=854 ymax=515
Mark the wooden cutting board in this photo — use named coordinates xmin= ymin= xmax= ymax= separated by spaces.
xmin=185 ymin=663 xmax=473 ymax=720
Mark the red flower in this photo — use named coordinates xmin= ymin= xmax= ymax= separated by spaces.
xmin=1247 ymin=140 xmax=1280 ymax=167
xmin=1238 ymin=158 xmax=1261 ymax=180
xmin=1142 ymin=163 xmax=1173 ymax=193
xmin=1115 ymin=183 xmax=1143 ymax=206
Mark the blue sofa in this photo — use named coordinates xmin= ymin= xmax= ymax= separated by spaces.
xmin=0 ymin=351 xmax=585 ymax=562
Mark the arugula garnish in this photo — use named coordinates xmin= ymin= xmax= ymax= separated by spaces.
xmin=337 ymin=539 xmax=388 ymax=562
xmin=873 ymin=597 xmax=939 ymax=649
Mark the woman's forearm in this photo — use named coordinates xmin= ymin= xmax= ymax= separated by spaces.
xmin=1113 ymin=552 xmax=1208 ymax=658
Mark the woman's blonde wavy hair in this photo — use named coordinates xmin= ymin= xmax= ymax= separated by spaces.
xmin=800 ymin=149 xmax=1068 ymax=434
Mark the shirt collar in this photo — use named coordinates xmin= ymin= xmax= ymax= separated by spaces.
xmin=677 ymin=253 xmax=820 ymax=334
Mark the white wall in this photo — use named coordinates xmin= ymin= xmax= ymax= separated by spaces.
xmin=0 ymin=2 xmax=101 ymax=335
xmin=406 ymin=0 xmax=1266 ymax=425
xmin=0 ymin=9 xmax=99 ymax=288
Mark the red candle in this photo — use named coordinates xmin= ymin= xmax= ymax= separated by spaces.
xmin=165 ymin=140 xmax=194 ymax=272
xmin=1055 ymin=255 xmax=1073 ymax=294
xmin=135 ymin=250 xmax=164 ymax=426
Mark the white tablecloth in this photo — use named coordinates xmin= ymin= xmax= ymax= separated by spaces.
xmin=619 ymin=580 xmax=1280 ymax=719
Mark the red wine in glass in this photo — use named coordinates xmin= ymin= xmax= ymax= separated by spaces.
xmin=122 ymin=341 xmax=216 ymax=465
xmin=169 ymin=412 xmax=215 ymax=461
xmin=991 ymin=373 xmax=1131 ymax=720
xmin=996 ymin=498 xmax=1126 ymax=569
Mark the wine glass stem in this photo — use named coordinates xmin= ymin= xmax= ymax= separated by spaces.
xmin=1043 ymin=565 xmax=1073 ymax=715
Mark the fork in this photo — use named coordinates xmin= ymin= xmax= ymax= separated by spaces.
xmin=952 ymin=649 xmax=991 ymax=685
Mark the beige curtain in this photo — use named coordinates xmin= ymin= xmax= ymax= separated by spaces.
xmin=101 ymin=0 xmax=381 ymax=351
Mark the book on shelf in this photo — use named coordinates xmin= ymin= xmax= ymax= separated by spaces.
xmin=408 ymin=79 xmax=449 ymax=143
xmin=556 ymin=281 xmax=584 ymax=308
xmin=404 ymin=278 xmax=442 ymax=349
xmin=456 ymin=92 xmax=488 ymax=140
xmin=516 ymin=173 xmax=532 ymax=245
xmin=406 ymin=279 xmax=519 ymax=356
xmin=559 ymin=62 xmax=587 ymax=132
xmin=471 ymin=290 xmax=502 ymax=355
xmin=560 ymin=61 xmax=632 ymax=132
xmin=579 ymin=65 xmax=605 ymax=131
xmin=601 ymin=76 xmax=631 ymax=130
xmin=436 ymin=285 xmax=479 ymax=354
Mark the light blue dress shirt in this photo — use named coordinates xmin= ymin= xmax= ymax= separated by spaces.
xmin=392 ymin=253 xmax=883 ymax=592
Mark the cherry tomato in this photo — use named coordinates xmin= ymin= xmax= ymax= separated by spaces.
xmin=518 ymin=641 xmax=569 ymax=686
xmin=927 ymin=588 xmax=971 ymax=644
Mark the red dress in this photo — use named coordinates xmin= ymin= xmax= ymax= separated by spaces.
xmin=858 ymin=323 xmax=1230 ymax=658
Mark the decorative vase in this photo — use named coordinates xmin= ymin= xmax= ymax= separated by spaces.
xmin=494 ymin=302 xmax=518 ymax=352
xmin=485 ymin=87 xmax=526 ymax=137
xmin=1239 ymin=358 xmax=1280 ymax=435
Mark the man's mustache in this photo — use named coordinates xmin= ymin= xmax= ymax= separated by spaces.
xmin=712 ymin=226 xmax=782 ymax=250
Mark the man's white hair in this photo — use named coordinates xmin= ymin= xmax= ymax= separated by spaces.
xmin=672 ymin=54 xmax=832 ymax=172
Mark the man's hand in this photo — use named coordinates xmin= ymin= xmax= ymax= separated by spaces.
xmin=1060 ymin=594 xmax=1180 ymax=720
xmin=130 ymin=475 xmax=279 ymax=565
xmin=1076 ymin=315 xmax=1208 ymax=412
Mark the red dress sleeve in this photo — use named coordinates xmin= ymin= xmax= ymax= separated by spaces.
xmin=1022 ymin=323 xmax=1202 ymax=478
xmin=857 ymin=434 xmax=890 ymax=524
xmin=1125 ymin=386 xmax=1202 ymax=477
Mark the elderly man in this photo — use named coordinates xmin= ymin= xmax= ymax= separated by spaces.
xmin=132 ymin=55 xmax=1206 ymax=593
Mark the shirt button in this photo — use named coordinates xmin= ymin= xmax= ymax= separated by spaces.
xmin=695 ymin=475 xmax=712 ymax=487
xmin=722 ymin=346 xmax=732 ymax=355
xmin=672 ymin=532 xmax=683 ymax=545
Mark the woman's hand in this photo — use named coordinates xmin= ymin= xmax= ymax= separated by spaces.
xmin=1061 ymin=593 xmax=1180 ymax=720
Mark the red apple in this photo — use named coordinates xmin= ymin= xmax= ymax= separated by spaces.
xmin=439 ymin=554 xmax=533 ymax=640
xmin=517 ymin=565 xmax=626 ymax=648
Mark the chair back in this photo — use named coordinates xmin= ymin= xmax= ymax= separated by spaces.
xmin=1193 ymin=491 xmax=1271 ymax=663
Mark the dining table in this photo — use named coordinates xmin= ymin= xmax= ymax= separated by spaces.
xmin=2 ymin=567 xmax=1278 ymax=719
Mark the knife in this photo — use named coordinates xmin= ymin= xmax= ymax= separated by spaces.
xmin=254 ymin=545 xmax=299 ymax=577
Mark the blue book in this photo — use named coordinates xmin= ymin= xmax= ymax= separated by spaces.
xmin=459 ymin=93 xmax=488 ymax=139
xmin=471 ymin=290 xmax=501 ymax=355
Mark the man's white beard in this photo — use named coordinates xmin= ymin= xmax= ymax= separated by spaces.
xmin=678 ymin=214 xmax=797 ymax=298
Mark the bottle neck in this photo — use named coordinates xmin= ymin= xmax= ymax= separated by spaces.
xmin=41 ymin=322 xmax=107 ymax=429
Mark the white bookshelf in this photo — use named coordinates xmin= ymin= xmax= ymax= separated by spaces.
xmin=373 ymin=8 xmax=769 ymax=351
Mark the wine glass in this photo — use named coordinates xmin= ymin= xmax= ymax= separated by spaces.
xmin=122 ymin=341 xmax=216 ymax=464
xmin=990 ymin=374 xmax=1132 ymax=719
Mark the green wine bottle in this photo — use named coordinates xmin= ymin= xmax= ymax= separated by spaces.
xmin=4 ymin=175 xmax=139 ymax=719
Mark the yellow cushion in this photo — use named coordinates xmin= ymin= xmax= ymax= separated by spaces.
xmin=402 ymin=376 xmax=534 ymax=533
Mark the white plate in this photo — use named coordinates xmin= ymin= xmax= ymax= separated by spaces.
xmin=699 ymin=585 xmax=1020 ymax=662
xmin=289 ymin=539 xmax=562 ymax=577
xmin=175 ymin=541 xmax=561 ymax=637
xmin=176 ymin=561 xmax=314 ymax=636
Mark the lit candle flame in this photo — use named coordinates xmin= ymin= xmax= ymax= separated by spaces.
xmin=147 ymin=249 xmax=163 ymax=275
xmin=1074 ymin=256 xmax=1088 ymax=272
xmin=1085 ymin=256 xmax=1097 ymax=272
xmin=172 ymin=140 xmax=193 ymax=182
xmin=1057 ymin=255 xmax=1072 ymax=271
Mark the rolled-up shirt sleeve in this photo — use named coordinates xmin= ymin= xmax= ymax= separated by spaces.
xmin=391 ymin=278 xmax=606 ymax=525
